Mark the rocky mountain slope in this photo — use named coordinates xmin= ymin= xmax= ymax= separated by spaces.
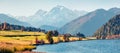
xmin=93 ymin=14 xmax=120 ymax=37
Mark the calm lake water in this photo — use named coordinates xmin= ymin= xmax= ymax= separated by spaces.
xmin=32 ymin=39 xmax=120 ymax=53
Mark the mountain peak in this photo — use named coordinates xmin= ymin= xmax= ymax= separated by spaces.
xmin=35 ymin=9 xmax=47 ymax=16
xmin=95 ymin=9 xmax=106 ymax=12
xmin=55 ymin=5 xmax=65 ymax=9
xmin=51 ymin=5 xmax=68 ymax=11
xmin=47 ymin=5 xmax=74 ymax=17
xmin=109 ymin=7 xmax=120 ymax=11
xmin=108 ymin=7 xmax=120 ymax=14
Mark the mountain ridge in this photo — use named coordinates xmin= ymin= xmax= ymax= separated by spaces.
xmin=59 ymin=7 xmax=120 ymax=36
xmin=0 ymin=14 xmax=32 ymax=27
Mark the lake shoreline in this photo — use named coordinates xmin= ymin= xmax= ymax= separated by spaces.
xmin=32 ymin=39 xmax=120 ymax=53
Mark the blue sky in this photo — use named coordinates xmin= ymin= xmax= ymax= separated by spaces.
xmin=0 ymin=0 xmax=120 ymax=16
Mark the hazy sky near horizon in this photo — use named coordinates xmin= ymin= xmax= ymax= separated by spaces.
xmin=0 ymin=0 xmax=120 ymax=16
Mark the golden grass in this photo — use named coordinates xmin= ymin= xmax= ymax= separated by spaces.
xmin=0 ymin=30 xmax=45 ymax=36
xmin=0 ymin=42 xmax=35 ymax=52
xmin=0 ymin=31 xmax=65 ymax=44
xmin=0 ymin=30 xmax=44 ymax=52
xmin=0 ymin=30 xmax=82 ymax=52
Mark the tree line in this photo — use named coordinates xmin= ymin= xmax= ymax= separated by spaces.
xmin=0 ymin=22 xmax=46 ymax=32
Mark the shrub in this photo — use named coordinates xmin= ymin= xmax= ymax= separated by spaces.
xmin=0 ymin=47 xmax=14 ymax=53
xmin=63 ymin=34 xmax=70 ymax=42
xmin=46 ymin=31 xmax=54 ymax=44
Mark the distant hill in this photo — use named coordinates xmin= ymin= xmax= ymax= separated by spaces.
xmin=59 ymin=7 xmax=120 ymax=36
xmin=93 ymin=14 xmax=120 ymax=37
xmin=0 ymin=14 xmax=31 ymax=27
xmin=40 ymin=25 xmax=58 ymax=31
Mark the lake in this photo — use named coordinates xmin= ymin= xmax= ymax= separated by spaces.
xmin=32 ymin=39 xmax=120 ymax=53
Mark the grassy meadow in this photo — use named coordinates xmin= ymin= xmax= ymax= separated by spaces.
xmin=0 ymin=30 xmax=82 ymax=53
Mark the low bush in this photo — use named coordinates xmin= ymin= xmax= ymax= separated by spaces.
xmin=0 ymin=47 xmax=14 ymax=53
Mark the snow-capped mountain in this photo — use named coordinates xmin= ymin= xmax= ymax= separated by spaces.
xmin=15 ymin=5 xmax=87 ymax=29
xmin=42 ymin=5 xmax=81 ymax=27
